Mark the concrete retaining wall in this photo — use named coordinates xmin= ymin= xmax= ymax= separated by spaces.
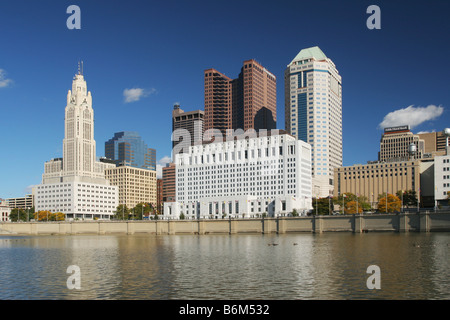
xmin=1 ymin=212 xmax=450 ymax=236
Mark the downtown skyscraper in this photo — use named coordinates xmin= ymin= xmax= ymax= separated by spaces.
xmin=35 ymin=66 xmax=118 ymax=220
xmin=204 ymin=59 xmax=277 ymax=136
xmin=285 ymin=47 xmax=342 ymax=197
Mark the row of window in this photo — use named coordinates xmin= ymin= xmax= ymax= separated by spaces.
xmin=344 ymin=172 xmax=409 ymax=179
xmin=37 ymin=184 xmax=115 ymax=190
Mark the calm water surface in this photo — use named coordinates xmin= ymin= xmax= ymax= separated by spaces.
xmin=0 ymin=232 xmax=449 ymax=300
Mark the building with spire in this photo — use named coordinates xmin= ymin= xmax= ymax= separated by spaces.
xmin=35 ymin=64 xmax=118 ymax=220
xmin=284 ymin=46 xmax=342 ymax=198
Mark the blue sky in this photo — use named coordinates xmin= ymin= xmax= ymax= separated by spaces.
xmin=0 ymin=0 xmax=449 ymax=199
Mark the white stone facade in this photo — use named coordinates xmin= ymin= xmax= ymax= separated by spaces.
xmin=434 ymin=151 xmax=450 ymax=205
xmin=0 ymin=200 xmax=10 ymax=222
xmin=164 ymin=131 xmax=313 ymax=219
xmin=35 ymin=180 xmax=118 ymax=220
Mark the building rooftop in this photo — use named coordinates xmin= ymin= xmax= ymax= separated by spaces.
xmin=288 ymin=46 xmax=327 ymax=66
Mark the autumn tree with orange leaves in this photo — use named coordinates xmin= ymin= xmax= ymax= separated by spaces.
xmin=377 ymin=194 xmax=401 ymax=213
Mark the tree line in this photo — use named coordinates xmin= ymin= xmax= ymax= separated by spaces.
xmin=8 ymin=208 xmax=65 ymax=222
xmin=311 ymin=190 xmax=420 ymax=215
xmin=7 ymin=202 xmax=157 ymax=222
xmin=113 ymin=202 xmax=158 ymax=220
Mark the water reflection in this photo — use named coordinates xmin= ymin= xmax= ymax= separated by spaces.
xmin=0 ymin=233 xmax=448 ymax=300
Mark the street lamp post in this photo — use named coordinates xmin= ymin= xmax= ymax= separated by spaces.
xmin=343 ymin=193 xmax=345 ymax=215
xmin=328 ymin=191 xmax=332 ymax=215
xmin=401 ymin=190 xmax=403 ymax=213
xmin=386 ymin=191 xmax=388 ymax=214
xmin=356 ymin=195 xmax=359 ymax=214
xmin=314 ymin=186 xmax=320 ymax=215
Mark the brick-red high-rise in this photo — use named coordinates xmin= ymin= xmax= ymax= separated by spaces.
xmin=204 ymin=59 xmax=276 ymax=136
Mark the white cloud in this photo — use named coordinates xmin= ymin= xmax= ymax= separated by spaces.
xmin=156 ymin=155 xmax=172 ymax=179
xmin=123 ymin=87 xmax=156 ymax=103
xmin=0 ymin=69 xmax=13 ymax=88
xmin=378 ymin=105 xmax=444 ymax=130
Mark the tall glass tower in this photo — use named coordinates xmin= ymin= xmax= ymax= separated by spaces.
xmin=284 ymin=46 xmax=342 ymax=198
xmin=105 ymin=132 xmax=156 ymax=170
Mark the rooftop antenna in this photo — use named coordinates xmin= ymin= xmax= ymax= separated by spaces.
xmin=77 ymin=60 xmax=84 ymax=75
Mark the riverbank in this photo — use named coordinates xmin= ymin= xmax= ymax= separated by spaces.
xmin=1 ymin=212 xmax=450 ymax=235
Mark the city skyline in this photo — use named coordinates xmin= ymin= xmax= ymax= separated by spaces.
xmin=1 ymin=0 xmax=449 ymax=198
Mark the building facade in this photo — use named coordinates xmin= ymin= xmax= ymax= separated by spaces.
xmin=418 ymin=131 xmax=448 ymax=155
xmin=284 ymin=46 xmax=342 ymax=198
xmin=157 ymin=178 xmax=163 ymax=214
xmin=35 ymin=67 xmax=118 ymax=220
xmin=105 ymin=165 xmax=157 ymax=209
xmin=164 ymin=131 xmax=312 ymax=219
xmin=378 ymin=126 xmax=425 ymax=162
xmin=162 ymin=163 xmax=176 ymax=203
xmin=5 ymin=194 xmax=34 ymax=209
xmin=204 ymin=69 xmax=232 ymax=136
xmin=0 ymin=199 xmax=10 ymax=222
xmin=333 ymin=160 xmax=422 ymax=208
xmin=172 ymin=104 xmax=204 ymax=155
xmin=105 ymin=131 xmax=156 ymax=170
xmin=35 ymin=182 xmax=117 ymax=218
xmin=204 ymin=59 xmax=277 ymax=136
xmin=434 ymin=151 xmax=450 ymax=206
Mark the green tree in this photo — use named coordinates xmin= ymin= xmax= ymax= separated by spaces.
xmin=378 ymin=194 xmax=401 ymax=213
xmin=333 ymin=193 xmax=370 ymax=214
xmin=133 ymin=202 xmax=153 ymax=220
xmin=396 ymin=190 xmax=417 ymax=208
xmin=115 ymin=204 xmax=130 ymax=220
xmin=312 ymin=197 xmax=334 ymax=215
xmin=9 ymin=208 xmax=28 ymax=222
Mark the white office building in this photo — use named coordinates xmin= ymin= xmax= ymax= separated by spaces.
xmin=35 ymin=65 xmax=118 ymax=220
xmin=163 ymin=130 xmax=313 ymax=219
xmin=285 ymin=46 xmax=342 ymax=198
xmin=434 ymin=151 xmax=450 ymax=206
xmin=0 ymin=199 xmax=11 ymax=222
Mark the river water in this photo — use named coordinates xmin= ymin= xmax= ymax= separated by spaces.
xmin=0 ymin=232 xmax=449 ymax=300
